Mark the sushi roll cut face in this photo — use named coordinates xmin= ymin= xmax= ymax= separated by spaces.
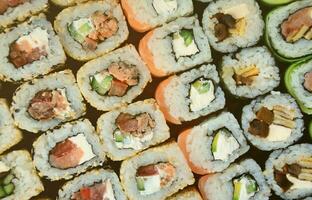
xmin=166 ymin=187 xmax=202 ymax=200
xmin=51 ymin=0 xmax=90 ymax=7
xmin=221 ymin=46 xmax=280 ymax=98
xmin=241 ymin=92 xmax=304 ymax=151
xmin=202 ymin=0 xmax=264 ymax=53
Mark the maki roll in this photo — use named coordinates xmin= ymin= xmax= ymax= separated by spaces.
xmin=120 ymin=142 xmax=194 ymax=200
xmin=167 ymin=187 xmax=202 ymax=200
xmin=241 ymin=92 xmax=304 ymax=151
xmin=97 ymin=99 xmax=170 ymax=161
xmin=11 ymin=70 xmax=86 ymax=133
xmin=265 ymin=0 xmax=312 ymax=62
xmin=54 ymin=0 xmax=129 ymax=61
xmin=139 ymin=16 xmax=212 ymax=77
xmin=221 ymin=46 xmax=280 ymax=99
xmin=202 ymin=0 xmax=264 ymax=53
xmin=0 ymin=0 xmax=47 ymax=29
xmin=0 ymin=150 xmax=44 ymax=199
xmin=77 ymin=45 xmax=151 ymax=111
xmin=121 ymin=0 xmax=193 ymax=32
xmin=178 ymin=112 xmax=249 ymax=175
xmin=0 ymin=99 xmax=22 ymax=154
xmin=0 ymin=15 xmax=66 ymax=82
xmin=285 ymin=58 xmax=312 ymax=114
xmin=51 ymin=0 xmax=91 ymax=7
xmin=155 ymin=64 xmax=225 ymax=124
xmin=58 ymin=169 xmax=126 ymax=200
xmin=33 ymin=119 xmax=105 ymax=181
xmin=198 ymin=159 xmax=271 ymax=200
xmin=265 ymin=144 xmax=312 ymax=199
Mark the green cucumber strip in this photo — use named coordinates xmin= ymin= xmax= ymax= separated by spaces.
xmin=192 ymin=80 xmax=210 ymax=94
xmin=211 ymin=131 xmax=220 ymax=153
xmin=246 ymin=182 xmax=257 ymax=194
xmin=179 ymin=30 xmax=194 ymax=47
xmin=309 ymin=121 xmax=312 ymax=140
xmin=78 ymin=23 xmax=93 ymax=34
xmin=0 ymin=187 xmax=6 ymax=198
xmin=114 ymin=133 xmax=124 ymax=143
xmin=233 ymin=181 xmax=241 ymax=200
xmin=3 ymin=183 xmax=14 ymax=195
xmin=91 ymin=75 xmax=113 ymax=95
xmin=2 ymin=174 xmax=14 ymax=185
xmin=136 ymin=177 xmax=145 ymax=191
xmin=68 ymin=23 xmax=86 ymax=43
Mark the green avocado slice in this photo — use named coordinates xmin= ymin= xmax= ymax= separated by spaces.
xmin=3 ymin=183 xmax=14 ymax=195
xmin=136 ymin=177 xmax=145 ymax=191
xmin=114 ymin=132 xmax=124 ymax=143
xmin=211 ymin=131 xmax=221 ymax=153
xmin=192 ymin=79 xmax=211 ymax=94
xmin=179 ymin=30 xmax=194 ymax=47
xmin=91 ymin=74 xmax=113 ymax=96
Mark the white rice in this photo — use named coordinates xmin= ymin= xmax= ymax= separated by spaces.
xmin=166 ymin=187 xmax=202 ymax=200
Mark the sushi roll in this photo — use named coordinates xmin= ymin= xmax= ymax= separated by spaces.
xmin=265 ymin=0 xmax=312 ymax=62
xmin=155 ymin=64 xmax=225 ymax=124
xmin=0 ymin=99 xmax=22 ymax=154
xmin=11 ymin=70 xmax=86 ymax=133
xmin=33 ymin=119 xmax=105 ymax=181
xmin=167 ymin=187 xmax=202 ymax=200
xmin=178 ymin=112 xmax=250 ymax=175
xmin=241 ymin=91 xmax=304 ymax=151
xmin=0 ymin=15 xmax=66 ymax=82
xmin=77 ymin=45 xmax=151 ymax=111
xmin=198 ymin=159 xmax=271 ymax=200
xmin=0 ymin=0 xmax=47 ymax=29
xmin=97 ymin=99 xmax=170 ymax=161
xmin=221 ymin=46 xmax=280 ymax=99
xmin=0 ymin=150 xmax=44 ymax=199
xmin=58 ymin=169 xmax=126 ymax=200
xmin=120 ymin=142 xmax=194 ymax=200
xmin=51 ymin=0 xmax=91 ymax=7
xmin=54 ymin=0 xmax=129 ymax=61
xmin=265 ymin=143 xmax=312 ymax=199
xmin=139 ymin=16 xmax=212 ymax=77
xmin=121 ymin=0 xmax=193 ymax=32
xmin=202 ymin=0 xmax=264 ymax=53
xmin=285 ymin=58 xmax=312 ymax=114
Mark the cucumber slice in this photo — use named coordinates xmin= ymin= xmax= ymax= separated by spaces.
xmin=179 ymin=30 xmax=194 ymax=47
xmin=211 ymin=131 xmax=221 ymax=153
xmin=114 ymin=133 xmax=124 ymax=143
xmin=192 ymin=79 xmax=211 ymax=94
xmin=78 ymin=23 xmax=93 ymax=34
xmin=0 ymin=187 xmax=6 ymax=198
xmin=68 ymin=23 xmax=85 ymax=43
xmin=3 ymin=183 xmax=14 ymax=195
xmin=261 ymin=0 xmax=294 ymax=6
xmin=91 ymin=75 xmax=113 ymax=95
xmin=136 ymin=177 xmax=145 ymax=191
xmin=2 ymin=174 xmax=14 ymax=185
xmin=233 ymin=181 xmax=241 ymax=200
xmin=246 ymin=175 xmax=258 ymax=194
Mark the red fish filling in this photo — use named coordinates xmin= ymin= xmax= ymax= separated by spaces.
xmin=0 ymin=0 xmax=29 ymax=15
xmin=71 ymin=180 xmax=115 ymax=200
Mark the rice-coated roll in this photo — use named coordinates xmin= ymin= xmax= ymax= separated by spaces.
xmin=198 ymin=159 xmax=271 ymax=200
xmin=139 ymin=16 xmax=212 ymax=77
xmin=0 ymin=15 xmax=66 ymax=82
xmin=58 ymin=169 xmax=126 ymax=200
xmin=11 ymin=70 xmax=86 ymax=133
xmin=167 ymin=187 xmax=202 ymax=200
xmin=120 ymin=142 xmax=194 ymax=200
xmin=202 ymin=0 xmax=264 ymax=53
xmin=51 ymin=0 xmax=92 ymax=7
xmin=0 ymin=150 xmax=44 ymax=200
xmin=0 ymin=99 xmax=22 ymax=154
xmin=0 ymin=0 xmax=47 ymax=28
xmin=155 ymin=64 xmax=225 ymax=124
xmin=97 ymin=99 xmax=170 ymax=161
xmin=221 ymin=46 xmax=280 ymax=98
xmin=178 ymin=112 xmax=249 ymax=175
xmin=265 ymin=0 xmax=312 ymax=62
xmin=33 ymin=119 xmax=105 ymax=181
xmin=77 ymin=44 xmax=151 ymax=111
xmin=241 ymin=91 xmax=304 ymax=151
xmin=121 ymin=0 xmax=193 ymax=32
xmin=265 ymin=144 xmax=312 ymax=199
xmin=285 ymin=58 xmax=312 ymax=114
xmin=54 ymin=0 xmax=129 ymax=61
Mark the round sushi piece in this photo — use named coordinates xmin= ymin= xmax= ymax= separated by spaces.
xmin=0 ymin=0 xmax=47 ymax=29
xmin=120 ymin=142 xmax=194 ymax=200
xmin=33 ymin=119 xmax=105 ymax=181
xmin=221 ymin=46 xmax=280 ymax=99
xmin=178 ymin=112 xmax=249 ymax=175
xmin=11 ymin=70 xmax=86 ymax=133
xmin=241 ymin=91 xmax=304 ymax=151
xmin=167 ymin=187 xmax=202 ymax=200
xmin=198 ymin=159 xmax=271 ymax=200
xmin=155 ymin=64 xmax=225 ymax=124
xmin=202 ymin=0 xmax=264 ymax=53
xmin=0 ymin=150 xmax=44 ymax=200
xmin=121 ymin=0 xmax=193 ymax=32
xmin=265 ymin=0 xmax=312 ymax=62
xmin=139 ymin=16 xmax=212 ymax=77
xmin=0 ymin=15 xmax=66 ymax=82
xmin=265 ymin=144 xmax=312 ymax=199
xmin=97 ymin=99 xmax=170 ymax=161
xmin=0 ymin=99 xmax=22 ymax=154
xmin=51 ymin=0 xmax=92 ymax=7
xmin=54 ymin=0 xmax=129 ymax=61
xmin=77 ymin=44 xmax=151 ymax=111
xmin=58 ymin=169 xmax=126 ymax=200
xmin=285 ymin=58 xmax=312 ymax=114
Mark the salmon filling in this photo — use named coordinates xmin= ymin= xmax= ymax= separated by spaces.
xmin=281 ymin=7 xmax=312 ymax=43
xmin=113 ymin=112 xmax=155 ymax=150
xmin=136 ymin=163 xmax=176 ymax=195
xmin=90 ymin=62 xmax=139 ymax=97
xmin=0 ymin=162 xmax=15 ymax=198
xmin=0 ymin=0 xmax=29 ymax=15
xmin=68 ymin=11 xmax=118 ymax=50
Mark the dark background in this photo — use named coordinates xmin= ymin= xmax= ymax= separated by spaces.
xmin=0 ymin=1 xmax=310 ymax=199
